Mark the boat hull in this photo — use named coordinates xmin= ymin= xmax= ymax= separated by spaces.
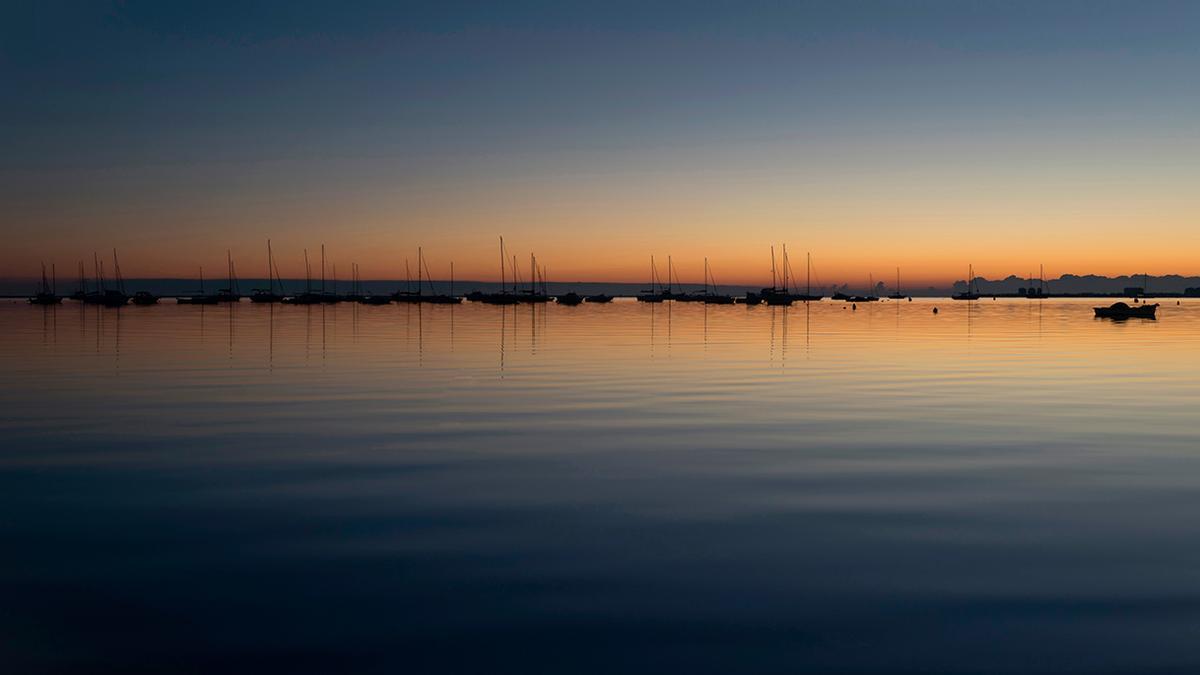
xmin=1095 ymin=303 xmax=1158 ymax=319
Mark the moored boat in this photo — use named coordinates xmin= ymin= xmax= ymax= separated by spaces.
xmin=131 ymin=291 xmax=159 ymax=305
xmin=216 ymin=250 xmax=242 ymax=302
xmin=888 ymin=267 xmax=905 ymax=299
xmin=637 ymin=255 xmax=668 ymax=302
xmin=177 ymin=267 xmax=221 ymax=304
xmin=557 ymin=292 xmax=584 ymax=305
xmin=1094 ymin=302 xmax=1158 ymax=319
xmin=250 ymin=240 xmax=286 ymax=303
xmin=82 ymin=252 xmax=129 ymax=306
xmin=27 ymin=263 xmax=62 ymax=305
xmin=952 ymin=264 xmax=981 ymax=300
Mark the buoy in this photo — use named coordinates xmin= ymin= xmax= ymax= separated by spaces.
xmin=852 ymin=303 xmax=857 ymax=311
xmin=933 ymin=307 xmax=939 ymax=314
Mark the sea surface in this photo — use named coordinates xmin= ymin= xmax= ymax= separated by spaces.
xmin=3 ymin=298 xmax=1200 ymax=674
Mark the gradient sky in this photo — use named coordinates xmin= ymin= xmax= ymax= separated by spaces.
xmin=3 ymin=0 xmax=1199 ymax=285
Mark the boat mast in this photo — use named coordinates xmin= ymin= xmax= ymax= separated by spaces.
xmin=418 ymin=247 xmax=423 ymax=296
xmin=199 ymin=266 xmax=205 ymax=294
xmin=303 ymin=249 xmax=311 ymax=293
xmin=112 ymin=249 xmax=124 ymax=294
xmin=450 ymin=262 xmax=455 ymax=297
xmin=321 ymin=244 xmax=326 ymax=294
xmin=770 ymin=246 xmax=777 ymax=290
xmin=807 ymin=252 xmax=812 ymax=296
xmin=783 ymin=244 xmax=790 ymax=293
xmin=499 ymin=236 xmax=505 ymax=294
xmin=896 ymin=267 xmax=901 ymax=295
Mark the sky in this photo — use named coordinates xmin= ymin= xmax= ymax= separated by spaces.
xmin=3 ymin=0 xmax=1199 ymax=286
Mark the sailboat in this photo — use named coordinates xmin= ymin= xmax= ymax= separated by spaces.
xmin=848 ymin=273 xmax=880 ymax=302
xmin=70 ymin=262 xmax=87 ymax=301
xmin=393 ymin=257 xmax=422 ymax=303
xmin=481 ymin=237 xmax=521 ymax=304
xmin=343 ymin=263 xmax=365 ymax=303
xmin=516 ymin=253 xmax=551 ymax=303
xmin=887 ymin=267 xmax=905 ymax=299
xmin=420 ymin=250 xmax=464 ymax=304
xmin=27 ymin=263 xmax=62 ymax=305
xmin=637 ymin=256 xmax=667 ymax=302
xmin=281 ymin=249 xmax=323 ymax=304
xmin=319 ymin=246 xmax=342 ymax=303
xmin=250 ymin=240 xmax=286 ymax=302
xmin=763 ymin=244 xmax=795 ymax=305
xmin=952 ymin=265 xmax=981 ymax=300
xmin=216 ymin=250 xmax=242 ymax=302
xmin=664 ymin=257 xmax=700 ymax=301
xmin=787 ymin=250 xmax=823 ymax=302
xmin=83 ymin=250 xmax=130 ymax=306
xmin=1024 ymin=264 xmax=1048 ymax=298
xmin=701 ymin=258 xmax=735 ymax=304
xmin=177 ymin=266 xmax=221 ymax=304
xmin=751 ymin=246 xmax=792 ymax=305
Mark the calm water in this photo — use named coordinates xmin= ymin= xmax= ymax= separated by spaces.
xmin=4 ymin=299 xmax=1200 ymax=673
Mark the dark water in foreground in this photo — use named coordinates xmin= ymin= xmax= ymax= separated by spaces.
xmin=3 ymin=299 xmax=1200 ymax=674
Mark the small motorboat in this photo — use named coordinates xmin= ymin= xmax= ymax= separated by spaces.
xmin=1094 ymin=302 xmax=1158 ymax=320
xmin=131 ymin=291 xmax=159 ymax=305
xmin=359 ymin=295 xmax=392 ymax=305
xmin=557 ymin=292 xmax=584 ymax=305
xmin=584 ymin=294 xmax=613 ymax=303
